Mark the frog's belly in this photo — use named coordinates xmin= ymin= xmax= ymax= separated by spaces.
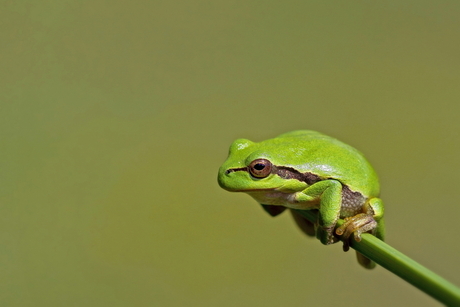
xmin=247 ymin=191 xmax=318 ymax=210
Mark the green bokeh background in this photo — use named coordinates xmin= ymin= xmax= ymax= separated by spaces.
xmin=2 ymin=1 xmax=460 ymax=306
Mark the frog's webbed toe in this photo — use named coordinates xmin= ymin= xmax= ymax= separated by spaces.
xmin=335 ymin=213 xmax=377 ymax=252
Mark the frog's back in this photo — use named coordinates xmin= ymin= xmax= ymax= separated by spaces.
xmin=264 ymin=130 xmax=379 ymax=197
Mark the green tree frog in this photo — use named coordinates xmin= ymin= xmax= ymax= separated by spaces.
xmin=217 ymin=130 xmax=384 ymax=269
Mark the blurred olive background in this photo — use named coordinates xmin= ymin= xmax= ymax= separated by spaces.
xmin=2 ymin=1 xmax=460 ymax=306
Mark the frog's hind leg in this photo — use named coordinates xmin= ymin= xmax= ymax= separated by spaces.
xmin=355 ymin=219 xmax=384 ymax=269
xmin=290 ymin=209 xmax=316 ymax=237
xmin=374 ymin=217 xmax=385 ymax=241
xmin=356 ymin=252 xmax=374 ymax=269
xmin=260 ymin=204 xmax=286 ymax=216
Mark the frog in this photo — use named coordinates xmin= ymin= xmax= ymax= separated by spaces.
xmin=217 ymin=130 xmax=384 ymax=269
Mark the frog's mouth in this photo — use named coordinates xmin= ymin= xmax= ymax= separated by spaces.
xmin=225 ymin=167 xmax=247 ymax=175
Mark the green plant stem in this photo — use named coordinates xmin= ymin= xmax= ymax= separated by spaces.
xmin=294 ymin=209 xmax=460 ymax=306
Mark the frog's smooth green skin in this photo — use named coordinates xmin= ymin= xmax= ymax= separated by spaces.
xmin=218 ymin=130 xmax=385 ymax=269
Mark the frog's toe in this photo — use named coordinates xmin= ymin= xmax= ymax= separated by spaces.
xmin=335 ymin=213 xmax=377 ymax=252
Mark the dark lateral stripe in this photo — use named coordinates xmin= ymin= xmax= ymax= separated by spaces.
xmin=226 ymin=165 xmax=365 ymax=202
xmin=273 ymin=166 xmax=321 ymax=185
xmin=225 ymin=165 xmax=320 ymax=185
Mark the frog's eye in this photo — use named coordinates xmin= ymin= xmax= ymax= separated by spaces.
xmin=248 ymin=159 xmax=272 ymax=178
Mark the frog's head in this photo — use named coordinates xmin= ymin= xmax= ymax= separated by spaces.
xmin=217 ymin=138 xmax=287 ymax=192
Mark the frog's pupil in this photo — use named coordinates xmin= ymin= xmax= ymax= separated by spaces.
xmin=254 ymin=163 xmax=265 ymax=170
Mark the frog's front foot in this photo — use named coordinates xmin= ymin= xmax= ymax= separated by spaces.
xmin=335 ymin=213 xmax=377 ymax=252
